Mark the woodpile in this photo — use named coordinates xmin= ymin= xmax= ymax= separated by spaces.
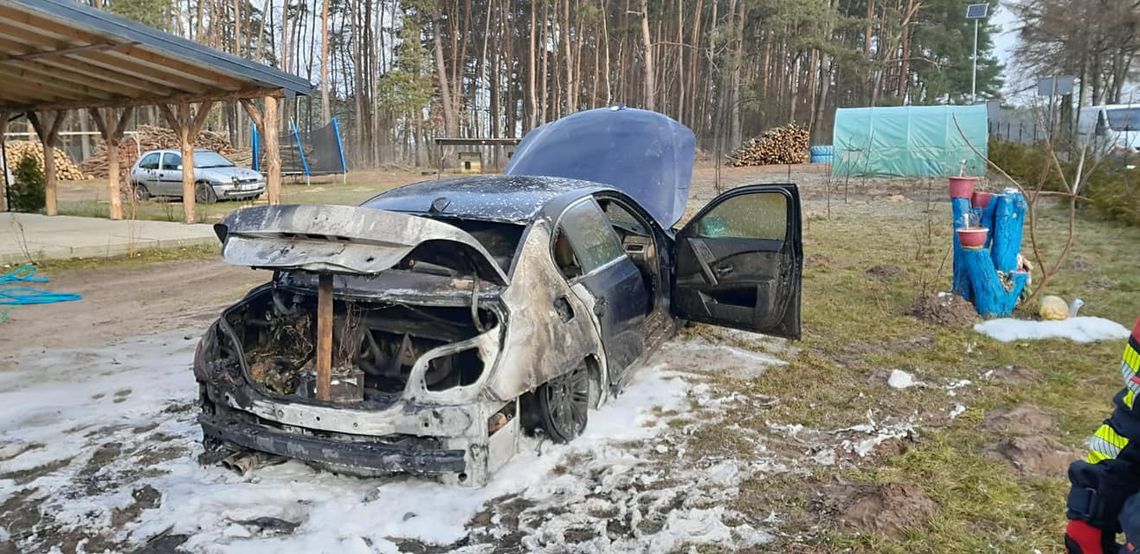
xmin=3 ymin=141 xmax=87 ymax=180
xmin=82 ymin=125 xmax=243 ymax=179
xmin=727 ymin=124 xmax=810 ymax=166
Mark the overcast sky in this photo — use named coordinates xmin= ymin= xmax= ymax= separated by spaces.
xmin=991 ymin=1 xmax=1028 ymax=100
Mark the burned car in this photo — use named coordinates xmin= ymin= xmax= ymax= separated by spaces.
xmin=193 ymin=107 xmax=803 ymax=485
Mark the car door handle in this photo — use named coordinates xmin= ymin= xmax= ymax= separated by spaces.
xmin=715 ymin=265 xmax=734 ymax=276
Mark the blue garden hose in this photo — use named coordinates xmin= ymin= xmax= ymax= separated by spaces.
xmin=0 ymin=265 xmax=82 ymax=309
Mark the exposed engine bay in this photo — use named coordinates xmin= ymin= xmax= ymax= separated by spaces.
xmin=216 ymin=287 xmax=499 ymax=405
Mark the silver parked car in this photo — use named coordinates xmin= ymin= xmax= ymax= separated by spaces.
xmin=129 ymin=149 xmax=266 ymax=203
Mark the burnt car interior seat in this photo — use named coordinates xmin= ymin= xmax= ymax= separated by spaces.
xmin=553 ymin=232 xmax=582 ymax=279
xmin=599 ymin=200 xmax=657 ymax=316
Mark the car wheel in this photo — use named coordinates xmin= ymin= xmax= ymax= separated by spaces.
xmin=196 ymin=182 xmax=218 ymax=204
xmin=120 ymin=183 xmax=146 ymax=203
xmin=531 ymin=364 xmax=590 ymax=443
xmin=133 ymin=184 xmax=150 ymax=201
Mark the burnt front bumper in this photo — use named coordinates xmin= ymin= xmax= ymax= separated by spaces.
xmin=199 ymin=413 xmax=468 ymax=475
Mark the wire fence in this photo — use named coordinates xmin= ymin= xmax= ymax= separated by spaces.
xmin=988 ymin=120 xmax=1049 ymax=145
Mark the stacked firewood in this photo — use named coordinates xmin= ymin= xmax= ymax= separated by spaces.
xmin=82 ymin=125 xmax=242 ymax=179
xmin=3 ymin=141 xmax=87 ymax=180
xmin=727 ymin=124 xmax=810 ymax=166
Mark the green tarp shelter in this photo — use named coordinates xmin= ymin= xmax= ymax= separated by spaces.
xmin=831 ymin=105 xmax=988 ymax=177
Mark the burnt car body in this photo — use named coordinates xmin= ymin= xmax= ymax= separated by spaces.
xmin=193 ymin=107 xmax=803 ymax=485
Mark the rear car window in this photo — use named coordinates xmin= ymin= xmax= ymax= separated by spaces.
xmin=435 ymin=218 xmax=525 ymax=272
xmin=557 ymin=199 xmax=625 ymax=275
xmin=161 ymin=154 xmax=181 ymax=170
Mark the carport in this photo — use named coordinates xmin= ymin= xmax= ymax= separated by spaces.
xmin=0 ymin=0 xmax=312 ymax=223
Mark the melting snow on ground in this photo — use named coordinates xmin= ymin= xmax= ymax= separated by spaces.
xmin=974 ymin=317 xmax=1131 ymax=343
xmin=887 ymin=369 xmax=920 ymax=390
xmin=0 ymin=331 xmax=784 ymax=552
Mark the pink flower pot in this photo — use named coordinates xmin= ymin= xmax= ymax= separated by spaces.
xmin=971 ymin=191 xmax=993 ymax=209
xmin=957 ymin=227 xmax=989 ymax=248
xmin=948 ymin=176 xmax=977 ymax=199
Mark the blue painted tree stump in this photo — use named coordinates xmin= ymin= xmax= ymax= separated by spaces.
xmin=949 ymin=180 xmax=1030 ymax=317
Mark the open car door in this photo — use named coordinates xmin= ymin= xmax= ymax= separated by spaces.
xmin=672 ymin=184 xmax=802 ymax=339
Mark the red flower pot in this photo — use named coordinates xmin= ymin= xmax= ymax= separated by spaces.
xmin=957 ymin=227 xmax=989 ymax=248
xmin=948 ymin=176 xmax=977 ymax=199
xmin=971 ymin=191 xmax=993 ymax=208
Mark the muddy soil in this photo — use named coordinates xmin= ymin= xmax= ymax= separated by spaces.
xmin=907 ymin=292 xmax=980 ymax=328
xmin=0 ymin=259 xmax=264 ymax=359
xmin=984 ymin=405 xmax=1058 ymax=436
xmin=833 ymin=482 xmax=937 ymax=539
xmin=985 ymin=436 xmax=1082 ymax=478
xmin=982 ymin=365 xmax=1045 ymax=385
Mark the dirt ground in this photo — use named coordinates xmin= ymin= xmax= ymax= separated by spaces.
xmin=3 ymin=164 xmax=1138 ymax=552
xmin=0 ymin=260 xmax=263 ymax=358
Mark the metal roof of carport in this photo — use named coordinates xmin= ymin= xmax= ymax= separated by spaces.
xmin=0 ymin=0 xmax=313 ymax=112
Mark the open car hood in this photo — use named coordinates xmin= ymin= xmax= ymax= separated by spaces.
xmin=505 ymin=107 xmax=696 ymax=228
xmin=214 ymin=205 xmax=509 ymax=286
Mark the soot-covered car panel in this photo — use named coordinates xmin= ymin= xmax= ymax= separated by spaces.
xmin=193 ymin=107 xmax=803 ymax=485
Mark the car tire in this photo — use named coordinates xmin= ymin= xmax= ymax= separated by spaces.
xmin=121 ymin=183 xmax=149 ymax=202
xmin=528 ymin=363 xmax=591 ymax=443
xmin=196 ymin=182 xmax=218 ymax=204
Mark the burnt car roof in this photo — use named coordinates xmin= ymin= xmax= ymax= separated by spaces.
xmin=360 ymin=175 xmax=606 ymax=223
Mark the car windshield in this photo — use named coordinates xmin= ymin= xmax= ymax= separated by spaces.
xmin=194 ymin=152 xmax=236 ymax=168
xmin=1105 ymin=108 xmax=1140 ymax=131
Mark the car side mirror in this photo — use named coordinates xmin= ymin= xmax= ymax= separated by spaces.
xmin=177 ymin=165 xmax=183 ymax=170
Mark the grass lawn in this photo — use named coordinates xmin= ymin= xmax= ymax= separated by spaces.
xmin=705 ymin=184 xmax=1139 ymax=552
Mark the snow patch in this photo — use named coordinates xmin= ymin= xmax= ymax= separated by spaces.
xmin=888 ymin=369 xmax=920 ymax=389
xmin=0 ymin=330 xmax=776 ymax=553
xmin=975 ymin=317 xmax=1131 ymax=343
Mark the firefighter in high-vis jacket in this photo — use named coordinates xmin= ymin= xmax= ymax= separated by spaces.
xmin=1066 ymin=318 xmax=1140 ymax=553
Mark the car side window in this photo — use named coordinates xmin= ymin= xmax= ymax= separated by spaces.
xmin=692 ymin=192 xmax=788 ymax=240
xmin=139 ymin=153 xmax=160 ymax=170
xmin=554 ymin=199 xmax=625 ymax=279
xmin=161 ymin=153 xmax=182 ymax=170
xmin=601 ymin=200 xmax=648 ymax=235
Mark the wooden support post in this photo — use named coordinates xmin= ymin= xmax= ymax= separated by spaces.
xmin=0 ymin=110 xmax=8 ymax=213
xmin=263 ymin=95 xmax=281 ymax=205
xmin=178 ymin=112 xmax=196 ymax=223
xmin=29 ymin=110 xmax=67 ymax=216
xmin=160 ymin=101 xmax=213 ymax=223
xmin=316 ymin=273 xmax=334 ymax=401
xmin=89 ymin=107 xmax=133 ymax=220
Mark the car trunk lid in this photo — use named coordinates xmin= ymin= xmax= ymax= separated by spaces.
xmin=214 ymin=204 xmax=509 ymax=286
